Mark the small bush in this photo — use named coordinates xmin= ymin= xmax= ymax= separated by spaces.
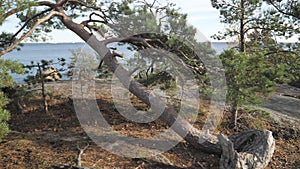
xmin=0 ymin=103 xmax=10 ymax=141
xmin=0 ymin=59 xmax=24 ymax=141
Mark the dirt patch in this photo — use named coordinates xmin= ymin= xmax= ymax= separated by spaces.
xmin=0 ymin=80 xmax=299 ymax=168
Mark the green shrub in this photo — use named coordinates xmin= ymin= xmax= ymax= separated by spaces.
xmin=220 ymin=49 xmax=275 ymax=127
xmin=0 ymin=99 xmax=10 ymax=141
xmin=0 ymin=59 xmax=24 ymax=141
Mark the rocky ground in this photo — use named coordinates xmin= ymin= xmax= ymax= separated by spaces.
xmin=0 ymin=80 xmax=299 ymax=168
xmin=260 ymin=84 xmax=300 ymax=129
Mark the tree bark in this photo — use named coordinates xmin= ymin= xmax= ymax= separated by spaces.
xmin=0 ymin=11 xmax=58 ymax=56
xmin=239 ymin=0 xmax=246 ymax=52
xmin=55 ymin=8 xmax=275 ymax=168
xmin=38 ymin=63 xmax=48 ymax=113
xmin=219 ymin=130 xmax=275 ymax=169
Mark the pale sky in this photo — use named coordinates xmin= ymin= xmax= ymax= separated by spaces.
xmin=48 ymin=0 xmax=224 ymax=42
xmin=1 ymin=0 xmax=224 ymax=43
xmin=0 ymin=0 xmax=298 ymax=43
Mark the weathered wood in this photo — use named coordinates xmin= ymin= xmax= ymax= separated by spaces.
xmin=218 ymin=130 xmax=275 ymax=169
xmin=76 ymin=143 xmax=89 ymax=166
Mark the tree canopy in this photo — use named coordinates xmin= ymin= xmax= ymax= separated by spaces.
xmin=211 ymin=0 xmax=299 ymax=52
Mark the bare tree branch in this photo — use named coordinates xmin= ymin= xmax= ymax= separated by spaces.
xmin=0 ymin=10 xmax=59 ymax=56
xmin=265 ymin=49 xmax=298 ymax=56
xmin=266 ymin=0 xmax=300 ymax=19
xmin=9 ymin=8 xmax=52 ymax=43
xmin=0 ymin=1 xmax=55 ymax=24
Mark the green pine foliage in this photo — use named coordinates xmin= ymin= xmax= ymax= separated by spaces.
xmin=210 ymin=0 xmax=300 ymax=83
xmin=212 ymin=0 xmax=299 ymax=127
xmin=220 ymin=49 xmax=275 ymax=114
xmin=24 ymin=58 xmax=66 ymax=84
xmin=0 ymin=59 xmax=24 ymax=141
xmin=0 ymin=92 xmax=10 ymax=142
xmin=211 ymin=0 xmax=298 ymax=50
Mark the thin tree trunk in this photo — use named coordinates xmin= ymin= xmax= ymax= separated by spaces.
xmin=76 ymin=143 xmax=89 ymax=166
xmin=231 ymin=105 xmax=238 ymax=128
xmin=16 ymin=99 xmax=24 ymax=114
xmin=240 ymin=0 xmax=245 ymax=52
xmin=38 ymin=63 xmax=48 ymax=113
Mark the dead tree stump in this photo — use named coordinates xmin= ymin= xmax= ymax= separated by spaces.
xmin=218 ymin=130 xmax=275 ymax=169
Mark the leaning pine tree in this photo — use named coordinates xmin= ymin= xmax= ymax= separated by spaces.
xmin=0 ymin=0 xmax=276 ymax=168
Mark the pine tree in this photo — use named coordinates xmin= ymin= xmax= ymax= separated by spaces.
xmin=211 ymin=0 xmax=300 ymax=126
xmin=24 ymin=58 xmax=66 ymax=113
xmin=0 ymin=59 xmax=24 ymax=141
xmin=220 ymin=50 xmax=275 ymax=127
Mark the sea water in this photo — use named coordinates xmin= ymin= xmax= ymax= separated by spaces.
xmin=2 ymin=42 xmax=229 ymax=83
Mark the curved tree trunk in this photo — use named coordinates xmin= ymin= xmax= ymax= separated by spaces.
xmin=55 ymin=8 xmax=275 ymax=168
xmin=56 ymin=7 xmax=222 ymax=153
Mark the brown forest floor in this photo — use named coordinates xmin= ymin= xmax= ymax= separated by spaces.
xmin=0 ymin=80 xmax=299 ymax=169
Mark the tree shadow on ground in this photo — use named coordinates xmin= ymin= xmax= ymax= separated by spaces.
xmin=2 ymin=95 xmax=220 ymax=168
